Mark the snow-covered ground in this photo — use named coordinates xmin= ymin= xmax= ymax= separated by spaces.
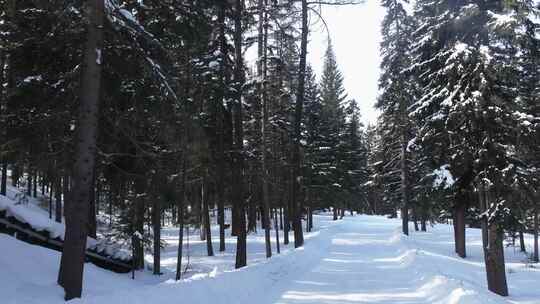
xmin=0 ymin=185 xmax=131 ymax=261
xmin=2 ymin=213 xmax=540 ymax=304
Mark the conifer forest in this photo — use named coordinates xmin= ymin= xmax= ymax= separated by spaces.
xmin=0 ymin=0 xmax=539 ymax=303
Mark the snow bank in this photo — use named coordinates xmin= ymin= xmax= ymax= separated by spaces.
xmin=0 ymin=186 xmax=129 ymax=260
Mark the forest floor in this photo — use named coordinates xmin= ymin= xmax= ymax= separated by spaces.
xmin=2 ymin=211 xmax=540 ymax=303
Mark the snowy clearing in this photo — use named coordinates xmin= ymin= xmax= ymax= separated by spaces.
xmin=2 ymin=214 xmax=540 ymax=304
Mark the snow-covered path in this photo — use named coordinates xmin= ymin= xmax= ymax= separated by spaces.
xmin=3 ymin=214 xmax=540 ymax=304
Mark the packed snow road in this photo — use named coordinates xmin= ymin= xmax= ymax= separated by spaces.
xmin=3 ymin=214 xmax=540 ymax=304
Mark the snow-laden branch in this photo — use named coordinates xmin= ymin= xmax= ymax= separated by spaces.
xmin=104 ymin=0 xmax=180 ymax=105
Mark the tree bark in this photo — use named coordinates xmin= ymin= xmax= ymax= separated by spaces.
xmin=216 ymin=0 xmax=227 ymax=253
xmin=1 ymin=160 xmax=7 ymax=196
xmin=0 ymin=51 xmax=6 ymax=197
xmin=533 ymin=206 xmax=539 ymax=263
xmin=88 ymin=170 xmax=97 ymax=238
xmin=420 ymin=209 xmax=427 ymax=232
xmin=133 ymin=178 xmax=145 ymax=270
xmin=55 ymin=172 xmax=62 ymax=223
xmin=484 ymin=223 xmax=508 ymax=296
xmin=412 ymin=205 xmax=419 ymax=231
xmin=202 ymin=171 xmax=214 ymax=256
xmin=258 ymin=0 xmax=272 ymax=258
xmin=289 ymin=0 xmax=308 ymax=249
xmin=175 ymin=108 xmax=188 ymax=278
xmin=233 ymin=0 xmax=247 ymax=269
xmin=400 ymin=130 xmax=409 ymax=236
xmin=58 ymin=0 xmax=104 ymax=299
xmin=454 ymin=202 xmax=466 ymax=258
xmin=152 ymin=193 xmax=161 ymax=275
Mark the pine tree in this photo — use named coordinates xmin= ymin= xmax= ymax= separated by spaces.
xmin=318 ymin=42 xmax=348 ymax=214
xmin=410 ymin=0 xmax=540 ymax=296
xmin=378 ymin=0 xmax=416 ymax=235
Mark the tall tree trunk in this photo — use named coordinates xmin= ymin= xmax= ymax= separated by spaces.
xmin=412 ymin=205 xmax=419 ymax=231
xmin=11 ymin=165 xmax=19 ymax=187
xmin=454 ymin=201 xmax=466 ymax=258
xmin=274 ymin=208 xmax=280 ymax=254
xmin=1 ymin=161 xmax=7 ymax=196
xmin=152 ymin=194 xmax=161 ymax=275
xmin=133 ymin=178 xmax=145 ymax=270
xmin=49 ymin=181 xmax=53 ymax=219
xmin=519 ymin=230 xmax=526 ymax=253
xmin=202 ymin=171 xmax=214 ymax=256
xmin=55 ymin=171 xmax=62 ymax=223
xmin=32 ymin=171 xmax=37 ymax=197
xmin=0 ymin=52 xmax=6 ymax=197
xmin=216 ymin=0 xmax=227 ymax=253
xmin=309 ymin=207 xmax=313 ymax=231
xmin=88 ymin=170 xmax=97 ymax=238
xmin=420 ymin=208 xmax=427 ymax=232
xmin=290 ymin=0 xmax=308 ymax=249
xmin=484 ymin=222 xmax=508 ymax=296
xmin=279 ymin=206 xmax=283 ymax=230
xmin=258 ymin=0 xmax=272 ymax=258
xmin=62 ymin=173 xmax=69 ymax=218
xmin=533 ymin=206 xmax=539 ymax=263
xmin=233 ymin=0 xmax=247 ymax=269
xmin=58 ymin=0 xmax=104 ymax=299
xmin=27 ymin=170 xmax=32 ymax=196
xmin=175 ymin=106 xmax=188 ymax=279
xmin=400 ymin=130 xmax=409 ymax=236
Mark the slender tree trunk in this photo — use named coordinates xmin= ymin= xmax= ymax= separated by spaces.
xmin=420 ymin=209 xmax=427 ymax=232
xmin=11 ymin=165 xmax=18 ymax=187
xmin=152 ymin=194 xmax=161 ymax=275
xmin=27 ymin=170 xmax=32 ymax=196
xmin=258 ymin=0 xmax=272 ymax=258
xmin=453 ymin=201 xmax=467 ymax=258
xmin=202 ymin=171 xmax=214 ymax=256
xmin=289 ymin=0 xmax=308 ymax=249
xmin=55 ymin=172 xmax=62 ymax=223
xmin=1 ymin=161 xmax=7 ymax=196
xmin=309 ymin=207 xmax=313 ymax=231
xmin=412 ymin=205 xmax=419 ymax=231
xmin=175 ymin=105 xmax=188 ymax=279
xmin=283 ymin=201 xmax=290 ymax=244
xmin=274 ymin=208 xmax=280 ymax=254
xmin=32 ymin=171 xmax=37 ymax=197
xmin=533 ymin=206 xmax=538 ymax=263
xmin=133 ymin=178 xmax=145 ymax=270
xmin=305 ymin=207 xmax=310 ymax=232
xmin=233 ymin=0 xmax=247 ymax=269
xmin=216 ymin=0 xmax=227 ymax=253
xmin=58 ymin=0 xmax=104 ymax=299
xmin=0 ymin=52 xmax=6 ymax=197
xmin=400 ymin=130 xmax=409 ymax=236
xmin=49 ymin=181 xmax=53 ymax=219
xmin=518 ymin=230 xmax=525 ymax=252
xmin=279 ymin=206 xmax=283 ymax=230
xmin=333 ymin=207 xmax=338 ymax=221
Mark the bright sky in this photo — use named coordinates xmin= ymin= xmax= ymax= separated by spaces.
xmin=308 ymin=0 xmax=385 ymax=126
